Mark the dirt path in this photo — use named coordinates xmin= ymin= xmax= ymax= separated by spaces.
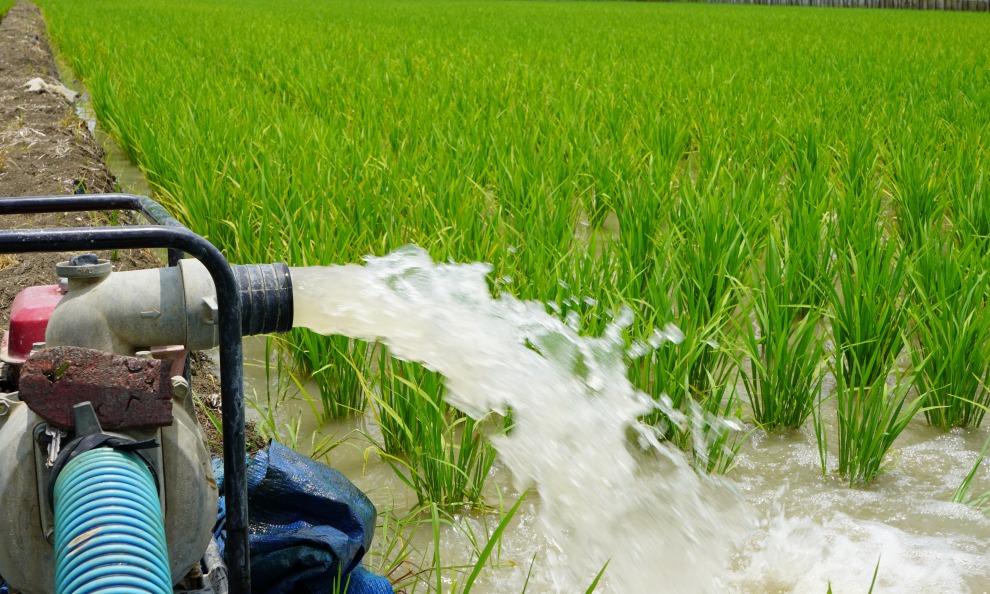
xmin=0 ymin=1 xmax=159 ymax=325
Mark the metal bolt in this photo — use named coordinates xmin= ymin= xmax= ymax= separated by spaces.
xmin=171 ymin=376 xmax=191 ymax=400
xmin=135 ymin=351 xmax=153 ymax=360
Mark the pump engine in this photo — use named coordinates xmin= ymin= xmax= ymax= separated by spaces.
xmin=0 ymin=195 xmax=293 ymax=594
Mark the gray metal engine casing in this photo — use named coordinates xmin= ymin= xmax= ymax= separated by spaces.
xmin=0 ymin=390 xmax=217 ymax=593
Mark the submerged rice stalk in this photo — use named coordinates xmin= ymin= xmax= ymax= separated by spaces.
xmin=952 ymin=434 xmax=990 ymax=513
xmin=372 ymin=353 xmax=498 ymax=509
xmin=832 ymin=353 xmax=922 ymax=487
xmin=291 ymin=330 xmax=373 ymax=420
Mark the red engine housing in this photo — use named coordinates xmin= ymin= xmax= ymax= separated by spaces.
xmin=1 ymin=284 xmax=64 ymax=365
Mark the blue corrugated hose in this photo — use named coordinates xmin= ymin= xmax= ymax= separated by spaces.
xmin=53 ymin=448 xmax=171 ymax=594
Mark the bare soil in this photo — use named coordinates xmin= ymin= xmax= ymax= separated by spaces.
xmin=0 ymin=1 xmax=159 ymax=325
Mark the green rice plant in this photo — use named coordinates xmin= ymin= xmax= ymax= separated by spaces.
xmin=671 ymin=183 xmax=750 ymax=407
xmin=543 ymin=241 xmax=625 ymax=337
xmin=950 ymin=156 xmax=990 ymax=255
xmin=628 ymin=317 xmax=688 ymax=439
xmin=673 ymin=182 xmax=751 ymax=328
xmin=372 ymin=353 xmax=498 ymax=509
xmin=739 ymin=234 xmax=826 ymax=430
xmin=366 ymin=503 xmax=424 ymax=589
xmin=630 ymin=337 xmax=689 ymax=439
xmin=244 ymin=335 xmax=300 ymax=444
xmin=459 ymin=492 xmax=530 ymax=593
xmin=192 ymin=392 xmax=223 ymax=453
xmin=825 ymin=557 xmax=881 ymax=594
xmin=611 ymin=150 xmax=680 ymax=305
xmin=369 ymin=491 xmax=535 ymax=594
xmin=374 ymin=352 xmax=431 ymax=457
xmin=620 ymin=214 xmax=745 ymax=474
xmin=908 ymin=239 xmax=990 ymax=430
xmin=293 ymin=331 xmax=374 ymax=420
xmin=889 ymin=137 xmax=947 ymax=252
xmin=828 ymin=237 xmax=912 ymax=387
xmin=827 ymin=143 xmax=912 ymax=390
xmin=622 ymin=232 xmax=682 ymax=397
xmin=690 ymin=394 xmax=746 ymax=476
xmin=812 ymin=389 xmax=830 ymax=479
xmin=383 ymin=489 xmax=606 ymax=593
xmin=830 ymin=136 xmax=883 ymax=254
xmin=658 ymin=176 xmax=755 ymax=473
xmin=630 ymin=301 xmax=743 ymax=473
xmin=785 ymin=126 xmax=833 ymax=310
xmin=630 ymin=324 xmax=744 ymax=475
xmin=952 ymin=434 xmax=990 ymax=513
xmin=832 ymin=352 xmax=922 ymax=487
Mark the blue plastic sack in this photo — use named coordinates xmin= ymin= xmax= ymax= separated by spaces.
xmin=214 ymin=441 xmax=393 ymax=594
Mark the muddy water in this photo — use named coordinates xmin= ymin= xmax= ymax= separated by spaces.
xmin=255 ymin=347 xmax=990 ymax=594
xmin=275 ymin=247 xmax=990 ymax=594
xmin=729 ymin=413 xmax=990 ymax=592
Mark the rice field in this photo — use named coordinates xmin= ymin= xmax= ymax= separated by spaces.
xmin=36 ymin=0 xmax=990 ymax=590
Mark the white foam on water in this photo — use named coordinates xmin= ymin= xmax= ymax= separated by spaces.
xmin=291 ymin=245 xmax=750 ymax=593
xmin=727 ymin=423 xmax=990 ymax=593
xmin=730 ymin=508 xmax=989 ymax=593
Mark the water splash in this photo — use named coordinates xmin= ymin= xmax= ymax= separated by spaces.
xmin=291 ymin=245 xmax=751 ymax=592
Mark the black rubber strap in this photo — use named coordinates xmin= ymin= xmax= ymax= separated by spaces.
xmin=47 ymin=432 xmax=161 ymax=511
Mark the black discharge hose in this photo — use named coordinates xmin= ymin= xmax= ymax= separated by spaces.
xmin=231 ymin=263 xmax=294 ymax=336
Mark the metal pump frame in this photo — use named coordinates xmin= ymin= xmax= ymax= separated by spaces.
xmin=0 ymin=194 xmax=252 ymax=594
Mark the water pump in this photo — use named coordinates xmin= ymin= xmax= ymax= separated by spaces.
xmin=0 ymin=195 xmax=291 ymax=594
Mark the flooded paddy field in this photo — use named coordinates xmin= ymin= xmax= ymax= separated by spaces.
xmin=28 ymin=0 xmax=990 ymax=591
